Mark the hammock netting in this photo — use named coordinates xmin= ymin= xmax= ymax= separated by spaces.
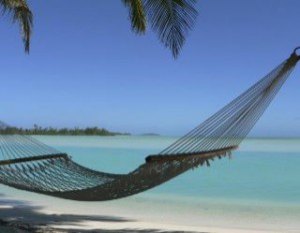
xmin=0 ymin=49 xmax=299 ymax=201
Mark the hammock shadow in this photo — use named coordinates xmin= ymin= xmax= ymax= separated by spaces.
xmin=0 ymin=196 xmax=127 ymax=230
xmin=46 ymin=228 xmax=204 ymax=233
xmin=0 ymin=196 xmax=206 ymax=233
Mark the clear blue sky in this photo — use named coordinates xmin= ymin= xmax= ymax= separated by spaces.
xmin=0 ymin=0 xmax=300 ymax=136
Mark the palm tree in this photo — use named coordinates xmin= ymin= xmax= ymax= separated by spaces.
xmin=0 ymin=0 xmax=32 ymax=53
xmin=123 ymin=0 xmax=198 ymax=58
xmin=0 ymin=0 xmax=198 ymax=58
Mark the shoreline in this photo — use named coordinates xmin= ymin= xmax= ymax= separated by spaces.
xmin=0 ymin=217 xmax=289 ymax=233
xmin=0 ymin=195 xmax=298 ymax=233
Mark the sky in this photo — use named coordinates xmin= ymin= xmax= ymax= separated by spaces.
xmin=0 ymin=0 xmax=300 ymax=136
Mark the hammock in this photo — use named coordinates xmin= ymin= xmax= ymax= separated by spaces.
xmin=0 ymin=48 xmax=299 ymax=201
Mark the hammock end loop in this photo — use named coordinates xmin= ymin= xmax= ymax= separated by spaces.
xmin=292 ymin=47 xmax=300 ymax=60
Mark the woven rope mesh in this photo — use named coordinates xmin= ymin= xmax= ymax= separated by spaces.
xmin=159 ymin=53 xmax=299 ymax=156
xmin=0 ymin=51 xmax=298 ymax=201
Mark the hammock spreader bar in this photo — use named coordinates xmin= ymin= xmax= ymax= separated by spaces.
xmin=0 ymin=153 xmax=68 ymax=166
xmin=145 ymin=145 xmax=238 ymax=162
xmin=0 ymin=48 xmax=299 ymax=201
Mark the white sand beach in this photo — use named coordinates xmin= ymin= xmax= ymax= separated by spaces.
xmin=0 ymin=190 xmax=299 ymax=233
xmin=0 ymin=201 xmax=292 ymax=233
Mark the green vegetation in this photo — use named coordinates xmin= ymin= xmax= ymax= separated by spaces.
xmin=0 ymin=124 xmax=129 ymax=136
xmin=0 ymin=0 xmax=32 ymax=53
xmin=0 ymin=0 xmax=198 ymax=58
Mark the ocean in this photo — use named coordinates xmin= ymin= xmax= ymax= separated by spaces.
xmin=0 ymin=136 xmax=299 ymax=231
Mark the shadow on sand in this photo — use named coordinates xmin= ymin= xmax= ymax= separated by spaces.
xmin=0 ymin=194 xmax=205 ymax=233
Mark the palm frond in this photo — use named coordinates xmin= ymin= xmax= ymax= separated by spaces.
xmin=144 ymin=0 xmax=198 ymax=58
xmin=0 ymin=0 xmax=33 ymax=53
xmin=123 ymin=0 xmax=146 ymax=34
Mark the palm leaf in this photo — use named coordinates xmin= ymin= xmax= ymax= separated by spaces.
xmin=123 ymin=0 xmax=146 ymax=34
xmin=0 ymin=0 xmax=32 ymax=53
xmin=144 ymin=0 xmax=198 ymax=58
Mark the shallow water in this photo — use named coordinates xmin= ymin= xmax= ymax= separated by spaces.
xmin=0 ymin=136 xmax=300 ymax=231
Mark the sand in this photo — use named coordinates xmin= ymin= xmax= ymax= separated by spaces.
xmin=0 ymin=197 xmax=292 ymax=233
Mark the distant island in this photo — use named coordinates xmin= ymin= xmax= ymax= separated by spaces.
xmin=0 ymin=124 xmax=130 ymax=136
xmin=141 ymin=133 xmax=160 ymax=136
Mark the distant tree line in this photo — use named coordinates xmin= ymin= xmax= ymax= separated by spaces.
xmin=0 ymin=124 xmax=130 ymax=136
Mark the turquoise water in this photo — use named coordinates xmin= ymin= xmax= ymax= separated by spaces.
xmin=1 ymin=136 xmax=300 ymax=230
xmin=47 ymin=136 xmax=300 ymax=204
